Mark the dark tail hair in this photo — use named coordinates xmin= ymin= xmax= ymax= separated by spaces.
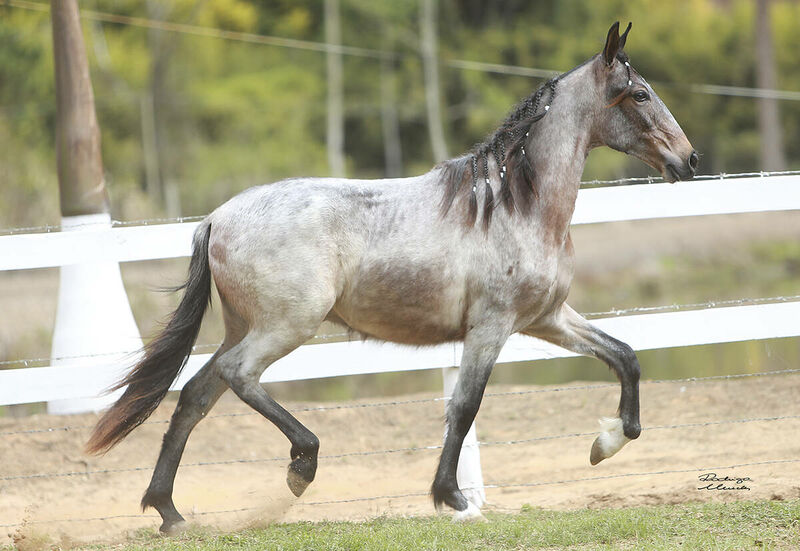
xmin=86 ymin=221 xmax=213 ymax=455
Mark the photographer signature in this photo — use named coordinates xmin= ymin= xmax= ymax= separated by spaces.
xmin=697 ymin=473 xmax=751 ymax=491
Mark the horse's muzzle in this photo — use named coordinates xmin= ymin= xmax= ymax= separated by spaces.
xmin=666 ymin=149 xmax=698 ymax=182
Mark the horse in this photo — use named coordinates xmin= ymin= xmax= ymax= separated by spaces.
xmin=86 ymin=22 xmax=697 ymax=532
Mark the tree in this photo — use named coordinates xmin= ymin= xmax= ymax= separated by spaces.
xmin=325 ymin=0 xmax=346 ymax=177
xmin=755 ymin=0 xmax=787 ymax=171
xmin=420 ymin=0 xmax=449 ymax=162
xmin=50 ymin=0 xmax=108 ymax=217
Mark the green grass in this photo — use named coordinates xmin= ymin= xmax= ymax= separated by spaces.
xmin=29 ymin=500 xmax=798 ymax=551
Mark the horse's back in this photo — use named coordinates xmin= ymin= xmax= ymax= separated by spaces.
xmin=204 ymin=176 xmax=446 ymax=330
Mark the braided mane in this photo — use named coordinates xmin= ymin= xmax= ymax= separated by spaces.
xmin=439 ymin=77 xmax=559 ymax=229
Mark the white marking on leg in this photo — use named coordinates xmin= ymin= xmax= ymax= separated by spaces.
xmin=590 ymin=417 xmax=631 ymax=464
xmin=452 ymin=500 xmax=485 ymax=522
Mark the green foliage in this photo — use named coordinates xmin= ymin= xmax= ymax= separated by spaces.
xmin=0 ymin=0 xmax=798 ymax=226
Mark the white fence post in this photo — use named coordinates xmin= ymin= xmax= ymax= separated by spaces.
xmin=441 ymin=365 xmax=486 ymax=509
xmin=46 ymin=214 xmax=142 ymax=415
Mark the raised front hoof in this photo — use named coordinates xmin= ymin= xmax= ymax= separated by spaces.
xmin=287 ymin=456 xmax=316 ymax=497
xmin=159 ymin=519 xmax=188 ymax=536
xmin=589 ymin=417 xmax=632 ymax=465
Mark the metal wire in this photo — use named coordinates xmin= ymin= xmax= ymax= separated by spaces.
xmin=583 ymin=294 xmax=800 ymax=319
xmin=286 ymin=458 xmax=800 ymax=507
xmin=0 ymin=170 xmax=799 ymax=235
xmin=6 ymin=0 xmax=800 ymax=102
xmin=4 ymin=456 xmax=798 ymax=527
xmin=4 ymin=413 xmax=798 ymax=483
xmin=5 ymin=456 xmax=796 ymax=528
xmin=2 ymin=293 xmax=797 ymax=369
xmin=3 ymin=367 xmax=799 ymax=438
xmin=579 ymin=169 xmax=800 ymax=188
xmin=482 ymin=458 xmax=800 ymax=492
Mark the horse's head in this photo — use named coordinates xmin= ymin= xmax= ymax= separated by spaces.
xmin=591 ymin=22 xmax=698 ymax=182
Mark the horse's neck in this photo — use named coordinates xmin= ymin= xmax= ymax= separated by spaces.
xmin=520 ymin=118 xmax=591 ymax=242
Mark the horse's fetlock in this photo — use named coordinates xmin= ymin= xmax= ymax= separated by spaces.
xmin=141 ymin=487 xmax=169 ymax=512
xmin=624 ymin=422 xmax=641 ymax=440
xmin=291 ymin=436 xmax=319 ymax=461
xmin=431 ymin=479 xmax=467 ymax=512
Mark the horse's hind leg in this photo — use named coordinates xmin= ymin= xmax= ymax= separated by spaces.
xmin=141 ymin=353 xmax=229 ymax=534
xmin=523 ymin=304 xmax=641 ymax=465
xmin=217 ymin=330 xmax=321 ymax=498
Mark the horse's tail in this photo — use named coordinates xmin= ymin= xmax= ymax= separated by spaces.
xmin=86 ymin=220 xmax=213 ymax=455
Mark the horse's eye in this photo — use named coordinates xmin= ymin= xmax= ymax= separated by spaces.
xmin=633 ymin=90 xmax=649 ymax=103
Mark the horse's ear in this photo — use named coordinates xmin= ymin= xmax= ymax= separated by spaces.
xmin=603 ymin=21 xmax=621 ymax=66
xmin=618 ymin=22 xmax=632 ymax=51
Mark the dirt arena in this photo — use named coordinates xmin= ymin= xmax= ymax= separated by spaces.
xmin=2 ymin=373 xmax=799 ymax=548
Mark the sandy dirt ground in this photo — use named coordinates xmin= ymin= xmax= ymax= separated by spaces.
xmin=2 ymin=373 xmax=799 ymax=548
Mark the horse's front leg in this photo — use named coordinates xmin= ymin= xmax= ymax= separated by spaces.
xmin=431 ymin=320 xmax=512 ymax=520
xmin=523 ymin=304 xmax=641 ymax=464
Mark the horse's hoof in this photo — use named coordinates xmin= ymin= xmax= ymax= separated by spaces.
xmin=286 ymin=456 xmax=316 ymax=497
xmin=286 ymin=468 xmax=311 ymax=497
xmin=590 ymin=417 xmax=631 ymax=465
xmin=452 ymin=501 xmax=485 ymax=522
xmin=159 ymin=519 xmax=187 ymax=536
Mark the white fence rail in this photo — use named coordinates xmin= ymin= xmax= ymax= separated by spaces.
xmin=2 ymin=175 xmax=799 ymax=271
xmin=2 ymin=300 xmax=798 ymax=406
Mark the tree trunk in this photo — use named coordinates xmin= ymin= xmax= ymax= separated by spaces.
xmin=325 ymin=0 xmax=346 ymax=177
xmin=50 ymin=0 xmax=108 ymax=216
xmin=381 ymin=41 xmax=403 ymax=178
xmin=420 ymin=0 xmax=449 ymax=163
xmin=755 ymin=0 xmax=786 ymax=172
xmin=49 ymin=0 xmax=142 ymax=416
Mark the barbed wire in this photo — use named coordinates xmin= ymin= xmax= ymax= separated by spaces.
xmin=1 ymin=292 xmax=797 ymax=370
xmin=4 ymin=455 xmax=798 ymax=527
xmin=582 ymin=293 xmax=800 ymax=319
xmin=2 ymin=170 xmax=799 ymax=236
xmin=258 ymin=457 xmax=800 ymax=508
xmin=579 ymin=169 xmax=800 ymax=188
xmin=2 ymin=367 xmax=799 ymax=438
xmin=0 ymin=333 xmax=349 ymax=368
xmin=4 ymin=413 xmax=798 ymax=483
xmin=5 ymin=453 xmax=796 ymax=528
xmin=6 ymin=0 xmax=800 ymax=103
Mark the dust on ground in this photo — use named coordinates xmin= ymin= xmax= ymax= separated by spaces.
xmin=2 ymin=374 xmax=799 ymax=548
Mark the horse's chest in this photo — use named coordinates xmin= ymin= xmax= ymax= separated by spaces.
xmin=509 ymin=248 xmax=574 ymax=325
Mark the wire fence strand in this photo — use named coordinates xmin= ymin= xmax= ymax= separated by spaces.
xmin=4 ymin=456 xmax=797 ymax=528
xmin=4 ymin=413 xmax=799 ymax=483
xmin=2 ymin=367 xmax=799 ymax=438
xmin=2 ymin=169 xmax=799 ymax=236
xmin=6 ymin=0 xmax=800 ymax=102
xmin=1 ymin=292 xmax=798 ymax=370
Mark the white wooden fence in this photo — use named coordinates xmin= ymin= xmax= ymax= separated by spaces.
xmin=1 ymin=173 xmax=799 ymax=510
xmin=2 ymin=174 xmax=799 ymax=404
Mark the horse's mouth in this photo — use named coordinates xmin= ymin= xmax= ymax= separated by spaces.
xmin=665 ymin=163 xmax=681 ymax=183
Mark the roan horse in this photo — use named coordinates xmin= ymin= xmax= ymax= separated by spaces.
xmin=87 ymin=22 xmax=697 ymax=531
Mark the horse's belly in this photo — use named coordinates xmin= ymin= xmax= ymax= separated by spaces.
xmin=340 ymin=305 xmax=464 ymax=345
xmin=335 ymin=264 xmax=465 ymax=345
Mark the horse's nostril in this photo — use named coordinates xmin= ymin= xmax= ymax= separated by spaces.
xmin=688 ymin=151 xmax=699 ymax=171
